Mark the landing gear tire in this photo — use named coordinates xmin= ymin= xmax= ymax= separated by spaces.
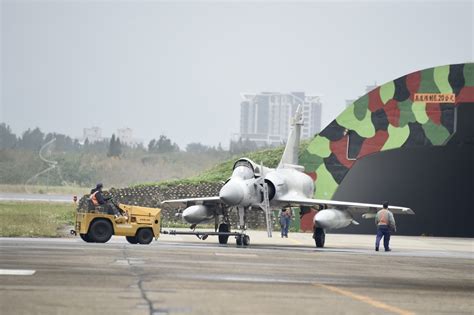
xmin=88 ymin=219 xmax=113 ymax=243
xmin=136 ymin=228 xmax=154 ymax=245
xmin=236 ymin=235 xmax=250 ymax=246
xmin=236 ymin=235 xmax=243 ymax=246
xmin=314 ymin=227 xmax=325 ymax=248
xmin=126 ymin=236 xmax=138 ymax=244
xmin=218 ymin=223 xmax=230 ymax=244
xmin=80 ymin=233 xmax=93 ymax=243
xmin=243 ymin=235 xmax=250 ymax=246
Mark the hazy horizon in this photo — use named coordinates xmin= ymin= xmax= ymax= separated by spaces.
xmin=1 ymin=0 xmax=473 ymax=148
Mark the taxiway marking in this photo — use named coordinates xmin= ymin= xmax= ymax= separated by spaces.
xmin=0 ymin=269 xmax=36 ymax=276
xmin=314 ymin=283 xmax=415 ymax=315
xmin=215 ymin=253 xmax=258 ymax=258
xmin=287 ymin=237 xmax=303 ymax=245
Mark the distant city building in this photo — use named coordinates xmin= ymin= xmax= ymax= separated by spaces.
xmin=83 ymin=127 xmax=103 ymax=143
xmin=345 ymin=99 xmax=356 ymax=108
xmin=117 ymin=127 xmax=141 ymax=147
xmin=238 ymin=92 xmax=322 ymax=147
xmin=346 ymin=83 xmax=378 ymax=108
xmin=82 ymin=126 xmax=142 ymax=146
xmin=365 ymin=82 xmax=377 ymax=93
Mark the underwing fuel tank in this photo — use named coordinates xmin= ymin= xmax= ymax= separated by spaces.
xmin=314 ymin=209 xmax=353 ymax=230
xmin=182 ymin=205 xmax=215 ymax=224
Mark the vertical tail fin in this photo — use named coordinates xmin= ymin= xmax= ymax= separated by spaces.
xmin=279 ymin=105 xmax=303 ymax=168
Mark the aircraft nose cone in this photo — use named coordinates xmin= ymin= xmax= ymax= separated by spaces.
xmin=219 ymin=180 xmax=244 ymax=206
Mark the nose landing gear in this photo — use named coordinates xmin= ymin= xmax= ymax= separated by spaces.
xmin=236 ymin=234 xmax=250 ymax=246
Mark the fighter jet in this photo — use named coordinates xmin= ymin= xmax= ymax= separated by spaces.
xmin=162 ymin=106 xmax=414 ymax=247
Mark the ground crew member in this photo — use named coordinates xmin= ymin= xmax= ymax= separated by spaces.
xmin=90 ymin=183 xmax=126 ymax=223
xmin=375 ymin=201 xmax=396 ymax=252
xmin=280 ymin=208 xmax=292 ymax=238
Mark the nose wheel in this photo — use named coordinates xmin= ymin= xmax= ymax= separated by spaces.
xmin=236 ymin=234 xmax=250 ymax=246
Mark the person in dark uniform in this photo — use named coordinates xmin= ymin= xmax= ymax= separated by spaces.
xmin=280 ymin=208 xmax=292 ymax=238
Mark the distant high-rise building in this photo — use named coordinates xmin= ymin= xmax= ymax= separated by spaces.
xmin=345 ymin=99 xmax=356 ymax=108
xmin=238 ymin=92 xmax=322 ymax=147
xmin=346 ymin=83 xmax=378 ymax=108
xmin=83 ymin=127 xmax=103 ymax=143
xmin=117 ymin=128 xmax=141 ymax=147
xmin=117 ymin=128 xmax=133 ymax=145
xmin=365 ymin=82 xmax=377 ymax=93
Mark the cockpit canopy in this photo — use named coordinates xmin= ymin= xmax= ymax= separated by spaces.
xmin=232 ymin=158 xmax=257 ymax=180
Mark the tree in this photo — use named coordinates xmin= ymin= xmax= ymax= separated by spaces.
xmin=44 ymin=132 xmax=79 ymax=152
xmin=0 ymin=123 xmax=17 ymax=149
xmin=229 ymin=138 xmax=258 ymax=155
xmin=116 ymin=137 xmax=122 ymax=156
xmin=19 ymin=127 xmax=45 ymax=150
xmin=148 ymin=135 xmax=180 ymax=153
xmin=148 ymin=139 xmax=156 ymax=152
xmin=107 ymin=134 xmax=122 ymax=157
xmin=186 ymin=142 xmax=210 ymax=153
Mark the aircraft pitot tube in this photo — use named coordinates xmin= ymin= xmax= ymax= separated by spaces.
xmin=313 ymin=209 xmax=359 ymax=230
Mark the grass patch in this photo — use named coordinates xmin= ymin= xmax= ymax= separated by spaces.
xmin=0 ymin=184 xmax=89 ymax=195
xmin=0 ymin=201 xmax=76 ymax=237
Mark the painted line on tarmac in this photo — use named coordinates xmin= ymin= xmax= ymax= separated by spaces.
xmin=287 ymin=237 xmax=304 ymax=245
xmin=215 ymin=253 xmax=258 ymax=258
xmin=313 ymin=283 xmax=415 ymax=315
xmin=0 ymin=269 xmax=36 ymax=276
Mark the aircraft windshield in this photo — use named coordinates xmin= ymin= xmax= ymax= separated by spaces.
xmin=232 ymin=160 xmax=254 ymax=179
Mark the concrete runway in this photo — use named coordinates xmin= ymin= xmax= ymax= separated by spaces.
xmin=0 ymin=192 xmax=72 ymax=203
xmin=1 ymin=231 xmax=473 ymax=315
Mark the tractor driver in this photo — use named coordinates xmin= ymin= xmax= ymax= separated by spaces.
xmin=90 ymin=183 xmax=127 ymax=222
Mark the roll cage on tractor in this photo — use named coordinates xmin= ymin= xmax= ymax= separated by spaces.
xmin=72 ymin=197 xmax=161 ymax=245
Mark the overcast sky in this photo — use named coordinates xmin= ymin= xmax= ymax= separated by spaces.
xmin=1 ymin=0 xmax=473 ymax=148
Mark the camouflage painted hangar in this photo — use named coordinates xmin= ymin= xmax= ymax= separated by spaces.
xmin=300 ymin=63 xmax=474 ymax=237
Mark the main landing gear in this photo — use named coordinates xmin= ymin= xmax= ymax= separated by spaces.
xmin=218 ymin=208 xmax=250 ymax=247
xmin=313 ymin=227 xmax=325 ymax=248
xmin=217 ymin=221 xmax=250 ymax=247
xmin=218 ymin=223 xmax=230 ymax=244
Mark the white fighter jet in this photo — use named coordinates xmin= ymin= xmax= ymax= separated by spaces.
xmin=162 ymin=106 xmax=414 ymax=247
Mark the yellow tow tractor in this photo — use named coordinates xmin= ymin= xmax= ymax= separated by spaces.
xmin=72 ymin=200 xmax=161 ymax=245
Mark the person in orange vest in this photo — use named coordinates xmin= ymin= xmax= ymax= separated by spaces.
xmin=90 ymin=183 xmax=126 ymax=222
xmin=375 ymin=201 xmax=396 ymax=252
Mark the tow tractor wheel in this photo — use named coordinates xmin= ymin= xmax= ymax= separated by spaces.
xmin=89 ymin=219 xmax=113 ymax=243
xmin=126 ymin=236 xmax=138 ymax=244
xmin=314 ymin=227 xmax=325 ymax=248
xmin=80 ymin=233 xmax=93 ymax=243
xmin=218 ymin=223 xmax=230 ymax=244
xmin=136 ymin=228 xmax=154 ymax=245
